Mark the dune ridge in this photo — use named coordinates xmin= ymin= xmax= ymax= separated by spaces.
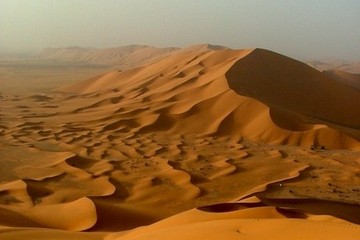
xmin=0 ymin=45 xmax=359 ymax=239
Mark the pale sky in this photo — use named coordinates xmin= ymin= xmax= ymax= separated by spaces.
xmin=1 ymin=0 xmax=359 ymax=61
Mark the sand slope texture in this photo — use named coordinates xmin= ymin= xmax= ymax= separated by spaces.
xmin=0 ymin=45 xmax=359 ymax=239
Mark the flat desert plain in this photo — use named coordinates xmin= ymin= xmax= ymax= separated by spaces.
xmin=0 ymin=45 xmax=359 ymax=239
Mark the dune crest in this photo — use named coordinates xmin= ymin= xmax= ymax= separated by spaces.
xmin=112 ymin=204 xmax=360 ymax=240
xmin=226 ymin=48 xmax=360 ymax=142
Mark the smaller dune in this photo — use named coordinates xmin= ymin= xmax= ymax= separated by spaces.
xmin=114 ymin=203 xmax=360 ymax=240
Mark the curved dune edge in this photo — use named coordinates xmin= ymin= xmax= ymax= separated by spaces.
xmin=24 ymin=197 xmax=97 ymax=231
xmin=1 ymin=216 xmax=358 ymax=240
xmin=225 ymin=48 xmax=360 ymax=143
xmin=230 ymin=164 xmax=310 ymax=202
xmin=0 ymin=146 xmax=74 ymax=183
xmin=1 ymin=197 xmax=97 ymax=231
xmin=1 ymin=199 xmax=359 ymax=240
xmin=110 ymin=205 xmax=360 ymax=240
xmin=115 ymin=219 xmax=360 ymax=240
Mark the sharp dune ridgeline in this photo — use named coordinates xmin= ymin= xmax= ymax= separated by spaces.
xmin=0 ymin=45 xmax=359 ymax=239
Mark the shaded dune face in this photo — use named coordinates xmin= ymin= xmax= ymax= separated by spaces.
xmin=323 ymin=70 xmax=360 ymax=90
xmin=226 ymin=48 xmax=360 ymax=142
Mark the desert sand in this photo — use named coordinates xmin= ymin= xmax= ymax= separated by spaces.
xmin=0 ymin=45 xmax=359 ymax=239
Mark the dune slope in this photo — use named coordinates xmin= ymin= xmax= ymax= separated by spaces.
xmin=226 ymin=48 xmax=360 ymax=141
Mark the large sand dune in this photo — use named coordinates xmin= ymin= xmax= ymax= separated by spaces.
xmin=0 ymin=45 xmax=359 ymax=239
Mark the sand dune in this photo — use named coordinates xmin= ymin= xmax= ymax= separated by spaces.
xmin=0 ymin=45 xmax=359 ymax=239
xmin=226 ymin=48 xmax=360 ymax=142
xmin=57 ymin=47 xmax=360 ymax=149
xmin=112 ymin=202 xmax=360 ymax=240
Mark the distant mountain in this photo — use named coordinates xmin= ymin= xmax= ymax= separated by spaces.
xmin=40 ymin=45 xmax=179 ymax=70
xmin=306 ymin=59 xmax=360 ymax=74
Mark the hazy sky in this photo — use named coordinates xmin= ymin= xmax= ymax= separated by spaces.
xmin=1 ymin=0 xmax=360 ymax=60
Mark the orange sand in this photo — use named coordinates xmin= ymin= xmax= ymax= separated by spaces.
xmin=0 ymin=45 xmax=359 ymax=239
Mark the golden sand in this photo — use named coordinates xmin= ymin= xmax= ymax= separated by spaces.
xmin=0 ymin=45 xmax=359 ymax=239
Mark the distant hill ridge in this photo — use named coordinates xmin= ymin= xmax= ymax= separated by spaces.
xmin=306 ymin=59 xmax=360 ymax=74
xmin=40 ymin=45 xmax=178 ymax=69
xmin=40 ymin=44 xmax=228 ymax=70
